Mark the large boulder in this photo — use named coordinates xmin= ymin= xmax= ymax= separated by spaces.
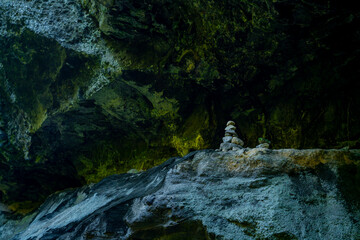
xmin=1 ymin=148 xmax=359 ymax=239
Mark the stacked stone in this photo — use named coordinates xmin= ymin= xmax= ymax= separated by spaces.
xmin=256 ymin=137 xmax=271 ymax=149
xmin=219 ymin=121 xmax=244 ymax=151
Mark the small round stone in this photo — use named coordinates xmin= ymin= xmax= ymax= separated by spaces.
xmin=256 ymin=143 xmax=270 ymax=149
xmin=127 ymin=169 xmax=140 ymax=174
xmin=225 ymin=129 xmax=238 ymax=137
xmin=231 ymin=137 xmax=244 ymax=146
xmin=220 ymin=142 xmax=240 ymax=152
xmin=258 ymin=138 xmax=271 ymax=144
xmin=226 ymin=120 xmax=235 ymax=126
xmin=232 ymin=146 xmax=243 ymax=151
xmin=222 ymin=136 xmax=233 ymax=143
xmin=225 ymin=125 xmax=236 ymax=131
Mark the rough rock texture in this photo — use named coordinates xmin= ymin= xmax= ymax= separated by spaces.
xmin=79 ymin=0 xmax=360 ymax=149
xmin=0 ymin=0 xmax=215 ymax=207
xmin=1 ymin=0 xmax=360 ymax=210
xmin=1 ymin=148 xmax=359 ymax=240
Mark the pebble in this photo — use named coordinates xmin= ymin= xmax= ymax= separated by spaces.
xmin=225 ymin=125 xmax=236 ymax=131
xmin=127 ymin=169 xmax=140 ymax=174
xmin=231 ymin=137 xmax=244 ymax=146
xmin=258 ymin=138 xmax=271 ymax=144
xmin=226 ymin=121 xmax=235 ymax=126
xmin=256 ymin=143 xmax=270 ymax=149
xmin=220 ymin=142 xmax=243 ymax=151
xmin=222 ymin=136 xmax=233 ymax=143
xmin=225 ymin=129 xmax=238 ymax=137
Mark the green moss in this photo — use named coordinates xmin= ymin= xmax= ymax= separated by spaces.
xmin=78 ymin=155 xmax=118 ymax=184
xmin=171 ymin=134 xmax=205 ymax=156
xmin=73 ymin=105 xmax=215 ymax=183
xmin=76 ymin=144 xmax=123 ymax=183
xmin=125 ymin=81 xmax=180 ymax=120
xmin=170 ymin=107 xmax=214 ymax=156
xmin=75 ymin=141 xmax=172 ymax=183
xmin=29 ymin=103 xmax=48 ymax=133
xmin=35 ymin=155 xmax=46 ymax=164
xmin=0 ymin=26 xmax=100 ymax=131
xmin=258 ymin=138 xmax=271 ymax=144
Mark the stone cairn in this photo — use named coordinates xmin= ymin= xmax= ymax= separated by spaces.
xmin=219 ymin=121 xmax=244 ymax=151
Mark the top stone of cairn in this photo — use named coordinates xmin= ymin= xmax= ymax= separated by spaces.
xmin=226 ymin=120 xmax=235 ymax=126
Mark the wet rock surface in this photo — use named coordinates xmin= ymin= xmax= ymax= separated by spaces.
xmin=1 ymin=148 xmax=359 ymax=240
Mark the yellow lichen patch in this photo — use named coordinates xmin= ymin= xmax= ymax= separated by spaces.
xmin=29 ymin=104 xmax=48 ymax=133
xmin=226 ymin=159 xmax=247 ymax=172
xmin=176 ymin=49 xmax=196 ymax=63
xmin=35 ymin=155 xmax=47 ymax=164
xmin=75 ymin=141 xmax=173 ymax=183
xmin=170 ymin=107 xmax=214 ymax=156
xmin=171 ymin=134 xmax=206 ymax=156
xmin=186 ymin=59 xmax=196 ymax=72
xmin=8 ymin=201 xmax=40 ymax=215
xmin=77 ymin=151 xmax=120 ymax=184
xmin=278 ymin=150 xmax=325 ymax=168
xmin=278 ymin=149 xmax=358 ymax=168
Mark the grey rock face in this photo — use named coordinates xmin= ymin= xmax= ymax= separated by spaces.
xmin=1 ymin=149 xmax=359 ymax=240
